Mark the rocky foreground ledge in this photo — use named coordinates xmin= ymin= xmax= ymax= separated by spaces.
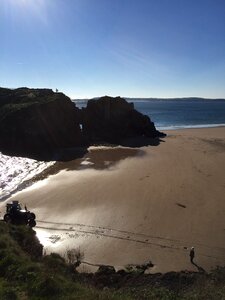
xmin=0 ymin=87 xmax=165 ymax=159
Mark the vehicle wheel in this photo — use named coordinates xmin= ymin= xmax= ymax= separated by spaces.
xmin=29 ymin=213 xmax=36 ymax=220
xmin=28 ymin=219 xmax=36 ymax=228
xmin=4 ymin=214 xmax=12 ymax=223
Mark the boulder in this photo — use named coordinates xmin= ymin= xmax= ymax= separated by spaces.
xmin=96 ymin=265 xmax=116 ymax=275
xmin=82 ymin=96 xmax=165 ymax=143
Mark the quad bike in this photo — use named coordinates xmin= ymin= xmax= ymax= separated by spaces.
xmin=4 ymin=200 xmax=36 ymax=227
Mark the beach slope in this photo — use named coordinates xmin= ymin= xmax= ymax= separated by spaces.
xmin=1 ymin=127 xmax=225 ymax=273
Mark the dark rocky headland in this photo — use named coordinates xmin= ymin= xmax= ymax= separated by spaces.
xmin=0 ymin=87 xmax=165 ymax=159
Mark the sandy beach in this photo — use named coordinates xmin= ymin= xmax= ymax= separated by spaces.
xmin=1 ymin=127 xmax=225 ymax=273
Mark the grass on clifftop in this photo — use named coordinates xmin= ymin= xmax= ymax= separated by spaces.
xmin=0 ymin=222 xmax=224 ymax=300
xmin=0 ymin=222 xmax=132 ymax=300
xmin=0 ymin=88 xmax=69 ymax=121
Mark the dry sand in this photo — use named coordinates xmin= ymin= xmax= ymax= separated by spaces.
xmin=1 ymin=127 xmax=225 ymax=273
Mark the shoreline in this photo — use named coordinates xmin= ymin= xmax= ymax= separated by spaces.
xmin=158 ymin=123 xmax=225 ymax=131
xmin=1 ymin=127 xmax=225 ymax=274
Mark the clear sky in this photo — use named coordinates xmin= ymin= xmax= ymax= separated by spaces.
xmin=1 ymin=0 xmax=225 ymax=99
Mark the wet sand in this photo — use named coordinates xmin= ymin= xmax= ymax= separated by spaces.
xmin=1 ymin=127 xmax=225 ymax=273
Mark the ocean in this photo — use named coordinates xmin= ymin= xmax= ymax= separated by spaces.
xmin=1 ymin=98 xmax=225 ymax=202
xmin=0 ymin=154 xmax=54 ymax=201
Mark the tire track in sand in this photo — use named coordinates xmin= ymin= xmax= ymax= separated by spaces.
xmin=36 ymin=220 xmax=225 ymax=260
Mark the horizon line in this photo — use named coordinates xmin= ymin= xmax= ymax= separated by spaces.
xmin=1 ymin=86 xmax=225 ymax=101
xmin=72 ymin=96 xmax=225 ymax=100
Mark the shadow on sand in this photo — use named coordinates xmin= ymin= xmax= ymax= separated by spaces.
xmin=2 ymin=136 xmax=165 ymax=162
xmin=120 ymin=136 xmax=165 ymax=148
xmin=52 ymin=136 xmax=165 ymax=161
xmin=191 ymin=261 xmax=206 ymax=273
xmin=51 ymin=136 xmax=166 ymax=171
xmin=1 ymin=136 xmax=165 ymax=201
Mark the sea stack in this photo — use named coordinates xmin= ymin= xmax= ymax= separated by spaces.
xmin=82 ymin=96 xmax=165 ymax=143
xmin=0 ymin=88 xmax=165 ymax=159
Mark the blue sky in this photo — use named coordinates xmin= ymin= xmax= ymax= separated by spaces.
xmin=1 ymin=0 xmax=225 ymax=98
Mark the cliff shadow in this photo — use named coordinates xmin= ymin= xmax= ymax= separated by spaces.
xmin=120 ymin=136 xmax=165 ymax=148
xmin=61 ymin=147 xmax=145 ymax=171
xmin=1 ymin=147 xmax=89 ymax=162
xmin=52 ymin=147 xmax=89 ymax=162
xmin=61 ymin=136 xmax=166 ymax=171
xmin=1 ymin=134 xmax=165 ymax=163
xmin=0 ymin=137 xmax=164 ymax=201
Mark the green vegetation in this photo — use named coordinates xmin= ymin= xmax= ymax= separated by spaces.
xmin=0 ymin=222 xmax=224 ymax=299
xmin=0 ymin=222 xmax=132 ymax=300
xmin=0 ymin=88 xmax=66 ymax=121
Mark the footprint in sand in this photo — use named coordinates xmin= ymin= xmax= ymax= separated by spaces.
xmin=49 ymin=235 xmax=61 ymax=244
xmin=176 ymin=203 xmax=186 ymax=208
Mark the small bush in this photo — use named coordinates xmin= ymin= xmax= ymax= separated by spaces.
xmin=14 ymin=263 xmax=40 ymax=282
xmin=211 ymin=266 xmax=225 ymax=284
xmin=0 ymin=240 xmax=7 ymax=249
xmin=0 ymin=249 xmax=8 ymax=260
xmin=0 ymin=286 xmax=18 ymax=300
xmin=29 ymin=275 xmax=65 ymax=298
xmin=43 ymin=252 xmax=67 ymax=273
xmin=65 ymin=247 xmax=84 ymax=269
xmin=0 ymin=254 xmax=18 ymax=277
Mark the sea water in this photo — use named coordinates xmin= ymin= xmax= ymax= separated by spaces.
xmin=74 ymin=98 xmax=225 ymax=130
xmin=132 ymin=99 xmax=225 ymax=130
xmin=0 ymin=154 xmax=54 ymax=201
xmin=1 ymin=98 xmax=225 ymax=201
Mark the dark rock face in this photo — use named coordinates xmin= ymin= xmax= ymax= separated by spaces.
xmin=0 ymin=89 xmax=165 ymax=159
xmin=82 ymin=96 xmax=165 ymax=143
xmin=0 ymin=88 xmax=83 ymax=158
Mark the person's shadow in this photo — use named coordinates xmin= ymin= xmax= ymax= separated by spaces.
xmin=191 ymin=261 xmax=206 ymax=273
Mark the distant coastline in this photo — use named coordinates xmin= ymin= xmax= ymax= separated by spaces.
xmin=126 ymin=97 xmax=225 ymax=101
xmin=73 ymin=97 xmax=225 ymax=102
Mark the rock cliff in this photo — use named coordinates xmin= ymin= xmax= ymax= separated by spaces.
xmin=82 ymin=96 xmax=165 ymax=143
xmin=0 ymin=88 xmax=165 ymax=159
xmin=0 ymin=88 xmax=83 ymax=158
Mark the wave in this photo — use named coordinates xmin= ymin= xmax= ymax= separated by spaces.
xmin=157 ymin=123 xmax=225 ymax=131
xmin=0 ymin=153 xmax=55 ymax=201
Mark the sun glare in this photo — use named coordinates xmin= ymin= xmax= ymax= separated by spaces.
xmin=4 ymin=0 xmax=50 ymax=25
xmin=7 ymin=0 xmax=36 ymax=7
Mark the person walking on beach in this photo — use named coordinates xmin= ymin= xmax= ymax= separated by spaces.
xmin=190 ymin=247 xmax=195 ymax=263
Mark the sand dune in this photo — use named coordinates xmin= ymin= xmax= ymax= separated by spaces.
xmin=1 ymin=127 xmax=225 ymax=273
